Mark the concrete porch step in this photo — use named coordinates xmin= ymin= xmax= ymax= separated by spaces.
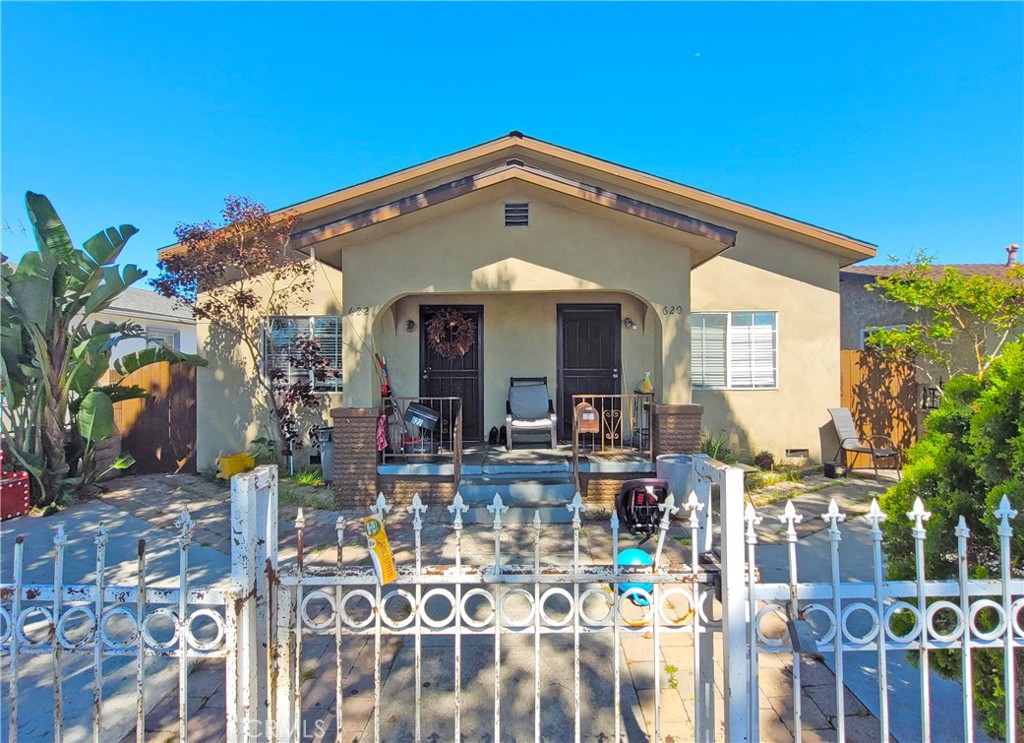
xmin=460 ymin=461 xmax=573 ymax=477
xmin=456 ymin=479 xmax=576 ymax=505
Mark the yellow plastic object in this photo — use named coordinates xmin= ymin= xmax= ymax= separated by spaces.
xmin=217 ymin=452 xmax=256 ymax=479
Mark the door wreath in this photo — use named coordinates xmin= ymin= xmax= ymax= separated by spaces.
xmin=426 ymin=307 xmax=476 ymax=359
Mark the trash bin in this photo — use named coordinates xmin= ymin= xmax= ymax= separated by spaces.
xmin=317 ymin=426 xmax=334 ymax=484
xmin=655 ymin=454 xmax=710 ymax=551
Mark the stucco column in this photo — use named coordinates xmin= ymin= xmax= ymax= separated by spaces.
xmin=341 ymin=309 xmax=376 ymax=407
xmin=655 ymin=250 xmax=692 ymax=404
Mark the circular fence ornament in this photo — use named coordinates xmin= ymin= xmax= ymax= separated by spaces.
xmin=426 ymin=308 xmax=476 ymax=360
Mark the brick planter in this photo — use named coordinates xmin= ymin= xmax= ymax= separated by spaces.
xmin=651 ymin=403 xmax=703 ymax=456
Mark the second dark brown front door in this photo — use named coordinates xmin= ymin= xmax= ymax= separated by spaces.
xmin=420 ymin=305 xmax=484 ymax=442
xmin=557 ymin=304 xmax=622 ymax=440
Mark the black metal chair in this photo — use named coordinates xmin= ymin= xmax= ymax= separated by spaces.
xmin=828 ymin=407 xmax=902 ymax=480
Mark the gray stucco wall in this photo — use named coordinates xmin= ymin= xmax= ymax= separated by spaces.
xmin=839 ymin=272 xmax=922 ymax=349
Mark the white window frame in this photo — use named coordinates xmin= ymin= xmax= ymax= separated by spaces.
xmin=691 ymin=310 xmax=779 ymax=390
xmin=860 ymin=324 xmax=908 ymax=350
xmin=146 ymin=327 xmax=181 ymax=350
xmin=264 ymin=315 xmax=343 ymax=394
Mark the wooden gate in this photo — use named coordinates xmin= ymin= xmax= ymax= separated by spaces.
xmin=110 ymin=361 xmax=198 ymax=473
xmin=839 ymin=349 xmax=918 ymax=468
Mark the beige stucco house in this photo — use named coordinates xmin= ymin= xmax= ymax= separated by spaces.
xmin=184 ymin=133 xmax=876 ymax=504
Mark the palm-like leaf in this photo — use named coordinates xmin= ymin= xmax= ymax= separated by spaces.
xmin=112 ymin=345 xmax=207 ymax=376
xmin=77 ymin=390 xmax=114 ymax=443
xmin=83 ymin=224 xmax=139 ymax=266
xmin=26 ymin=192 xmax=75 ymax=261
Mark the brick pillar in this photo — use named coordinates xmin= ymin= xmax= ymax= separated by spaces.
xmin=331 ymin=407 xmax=378 ymax=508
xmin=651 ymin=403 xmax=703 ymax=456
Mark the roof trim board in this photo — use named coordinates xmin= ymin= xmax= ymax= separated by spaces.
xmin=290 ymin=161 xmax=738 ymax=251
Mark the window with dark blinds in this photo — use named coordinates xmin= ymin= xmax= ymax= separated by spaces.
xmin=691 ymin=311 xmax=777 ymax=389
xmin=265 ymin=316 xmax=343 ymax=392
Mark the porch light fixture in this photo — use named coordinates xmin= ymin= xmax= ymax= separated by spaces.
xmin=623 ymin=318 xmax=638 ymax=331
xmin=405 ymin=320 xmax=416 ymax=333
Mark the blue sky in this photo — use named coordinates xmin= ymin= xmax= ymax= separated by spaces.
xmin=2 ymin=2 xmax=1021 ymax=277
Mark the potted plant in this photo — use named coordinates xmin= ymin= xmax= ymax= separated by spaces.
xmin=753 ymin=450 xmax=775 ymax=471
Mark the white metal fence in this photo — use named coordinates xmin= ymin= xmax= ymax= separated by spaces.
xmin=2 ymin=459 xmax=1022 ymax=742
xmin=744 ymin=494 xmax=1024 ymax=743
xmin=0 ymin=511 xmax=234 ymax=743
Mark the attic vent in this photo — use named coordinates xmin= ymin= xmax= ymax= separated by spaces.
xmin=504 ymin=202 xmax=529 ymax=227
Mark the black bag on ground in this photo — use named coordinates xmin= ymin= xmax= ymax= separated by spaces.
xmin=615 ymin=478 xmax=670 ymax=545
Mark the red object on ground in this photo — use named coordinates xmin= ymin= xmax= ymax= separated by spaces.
xmin=1 ymin=470 xmax=31 ymax=520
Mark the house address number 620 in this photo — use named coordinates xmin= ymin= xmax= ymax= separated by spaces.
xmin=661 ymin=305 xmax=684 ymax=315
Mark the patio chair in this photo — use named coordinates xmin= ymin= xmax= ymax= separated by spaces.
xmin=828 ymin=407 xmax=902 ymax=480
xmin=505 ymin=377 xmax=557 ymax=451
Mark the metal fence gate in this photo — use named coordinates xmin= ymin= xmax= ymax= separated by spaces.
xmin=3 ymin=458 xmax=1023 ymax=742
xmin=236 ymin=463 xmax=733 ymax=743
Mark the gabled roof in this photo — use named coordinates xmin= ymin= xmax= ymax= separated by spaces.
xmin=161 ymin=132 xmax=877 ymax=263
xmin=103 ymin=287 xmax=194 ymax=323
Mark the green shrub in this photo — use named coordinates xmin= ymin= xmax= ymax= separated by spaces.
xmin=880 ymin=340 xmax=1024 ymax=738
xmin=292 ymin=466 xmax=325 ymax=487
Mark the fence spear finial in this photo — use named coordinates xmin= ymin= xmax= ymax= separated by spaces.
xmin=744 ymin=502 xmax=762 ymax=544
xmin=821 ymin=498 xmax=847 ymax=539
xmin=954 ymin=514 xmax=971 ymax=539
xmin=995 ymin=495 xmax=1018 ymax=538
xmin=906 ymin=496 xmax=931 ymax=539
xmin=566 ymin=492 xmax=587 ymax=528
xmin=779 ymin=500 xmax=802 ymax=541
xmin=409 ymin=493 xmax=428 ymax=529
xmin=864 ymin=498 xmax=887 ymax=536
xmin=449 ymin=492 xmax=468 ymax=530
xmin=371 ymin=492 xmax=392 ymax=520
xmin=174 ymin=507 xmax=195 ymax=545
xmin=53 ymin=522 xmax=68 ymax=548
xmin=487 ymin=493 xmax=509 ymax=530
xmin=95 ymin=522 xmax=109 ymax=548
xmin=685 ymin=490 xmax=704 ymax=530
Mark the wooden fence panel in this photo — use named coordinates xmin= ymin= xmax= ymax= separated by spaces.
xmin=109 ymin=362 xmax=198 ymax=474
xmin=839 ymin=349 xmax=918 ymax=469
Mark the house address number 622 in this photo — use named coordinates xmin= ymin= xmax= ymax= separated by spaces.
xmin=346 ymin=306 xmax=371 ymax=316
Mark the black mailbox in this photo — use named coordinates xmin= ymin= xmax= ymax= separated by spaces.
xmin=404 ymin=403 xmax=440 ymax=431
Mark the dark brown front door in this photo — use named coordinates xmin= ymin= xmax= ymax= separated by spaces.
xmin=420 ymin=305 xmax=484 ymax=441
xmin=557 ymin=304 xmax=621 ymax=440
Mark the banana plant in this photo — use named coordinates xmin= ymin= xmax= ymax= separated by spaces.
xmin=1 ymin=193 xmax=205 ymax=506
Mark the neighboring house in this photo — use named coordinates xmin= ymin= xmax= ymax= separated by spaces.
xmin=169 ymin=133 xmax=878 ymax=500
xmin=92 ymin=287 xmax=197 ymax=362
xmin=840 ymin=245 xmax=1019 ymax=354
xmin=838 ymin=246 xmax=1021 ymax=447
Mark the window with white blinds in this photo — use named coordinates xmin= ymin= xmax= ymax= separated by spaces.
xmin=265 ymin=316 xmax=343 ymax=393
xmin=691 ymin=314 xmax=728 ymax=388
xmin=691 ymin=311 xmax=777 ymax=389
